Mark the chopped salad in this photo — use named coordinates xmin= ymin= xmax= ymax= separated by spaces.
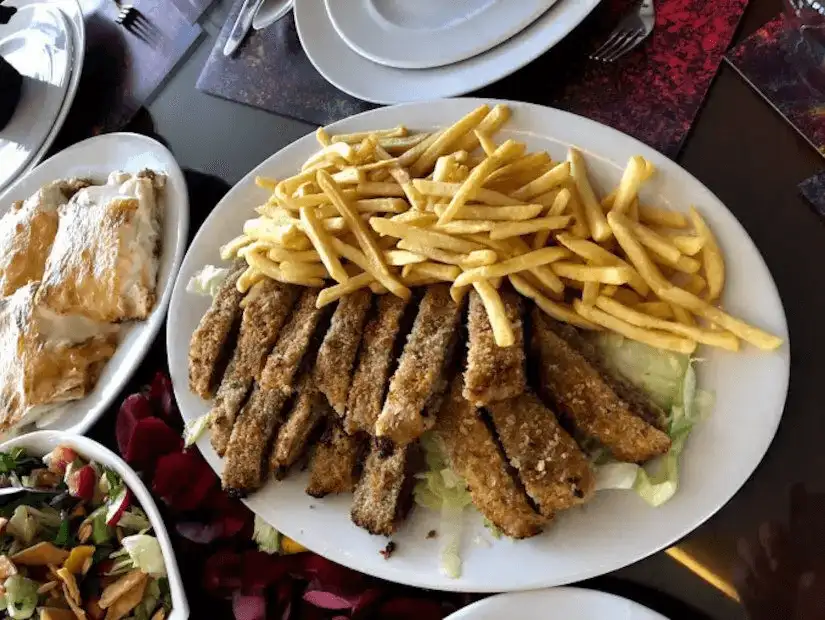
xmin=0 ymin=445 xmax=171 ymax=620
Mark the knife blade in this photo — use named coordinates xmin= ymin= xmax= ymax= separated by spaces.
xmin=223 ymin=0 xmax=266 ymax=56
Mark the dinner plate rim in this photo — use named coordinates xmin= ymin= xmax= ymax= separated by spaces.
xmin=294 ymin=0 xmax=602 ymax=104
xmin=167 ymin=98 xmax=789 ymax=592
xmin=444 ymin=587 xmax=669 ymax=619
xmin=0 ymin=430 xmax=190 ymax=620
xmin=323 ymin=0 xmax=559 ymax=70
xmin=0 ymin=131 xmax=190 ymax=438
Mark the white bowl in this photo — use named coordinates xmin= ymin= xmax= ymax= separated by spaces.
xmin=0 ymin=430 xmax=189 ymax=620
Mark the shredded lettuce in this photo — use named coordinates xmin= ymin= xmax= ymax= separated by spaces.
xmin=413 ymin=433 xmax=472 ymax=578
xmin=252 ymin=515 xmax=281 ymax=554
xmin=593 ymin=335 xmax=715 ymax=507
xmin=186 ymin=265 xmax=230 ymax=297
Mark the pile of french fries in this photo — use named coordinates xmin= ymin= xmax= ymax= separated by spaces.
xmin=219 ymin=104 xmax=782 ymax=353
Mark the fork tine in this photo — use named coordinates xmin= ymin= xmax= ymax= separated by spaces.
xmin=590 ymin=30 xmax=626 ymax=60
xmin=591 ymin=30 xmax=633 ymax=61
xmin=604 ymin=30 xmax=645 ymax=62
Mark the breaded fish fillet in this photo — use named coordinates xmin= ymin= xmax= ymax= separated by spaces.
xmin=344 ymin=294 xmax=409 ymax=436
xmin=375 ymin=285 xmax=463 ymax=446
xmin=306 ymin=417 xmax=365 ymax=498
xmin=269 ymin=372 xmax=325 ymax=478
xmin=530 ymin=309 xmax=671 ymax=463
xmin=351 ymin=441 xmax=412 ymax=536
xmin=463 ymin=288 xmax=526 ymax=405
xmin=260 ymin=289 xmax=326 ymax=395
xmin=486 ymin=392 xmax=594 ymax=516
xmin=221 ymin=385 xmax=288 ymax=496
xmin=314 ymin=290 xmax=373 ymax=416
xmin=188 ymin=266 xmax=245 ymax=399
xmin=435 ymin=377 xmax=547 ymax=539
xmin=210 ymin=280 xmax=299 ymax=456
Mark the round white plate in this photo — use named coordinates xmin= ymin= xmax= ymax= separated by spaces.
xmin=0 ymin=4 xmax=73 ymax=193
xmin=167 ymin=99 xmax=789 ymax=592
xmin=325 ymin=0 xmax=557 ymax=70
xmin=2 ymin=0 xmax=86 ymax=194
xmin=1 ymin=430 xmax=189 ymax=620
xmin=295 ymin=0 xmax=600 ymax=104
xmin=446 ymin=588 xmax=668 ymax=620
xmin=0 ymin=132 xmax=189 ymax=436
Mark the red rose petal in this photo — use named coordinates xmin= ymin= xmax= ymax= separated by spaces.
xmin=125 ymin=417 xmax=183 ymax=471
xmin=153 ymin=451 xmax=215 ymax=512
xmin=233 ymin=591 xmax=266 ymax=620
xmin=116 ymin=393 xmax=153 ymax=456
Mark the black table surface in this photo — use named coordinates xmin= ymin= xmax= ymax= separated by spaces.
xmin=80 ymin=0 xmax=825 ymax=617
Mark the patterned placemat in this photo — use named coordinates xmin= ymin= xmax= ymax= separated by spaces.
xmin=799 ymin=170 xmax=825 ymax=215
xmin=727 ymin=14 xmax=825 ymax=156
xmin=197 ymin=0 xmax=749 ymax=157
xmin=170 ymin=0 xmax=215 ymax=24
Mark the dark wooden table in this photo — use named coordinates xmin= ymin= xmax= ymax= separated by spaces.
xmin=84 ymin=0 xmax=825 ymax=616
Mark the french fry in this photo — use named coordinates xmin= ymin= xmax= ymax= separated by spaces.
xmin=380 ymin=133 xmax=432 ymax=154
xmin=438 ymin=140 xmax=525 ymax=224
xmin=611 ymin=156 xmax=654 ymax=215
xmin=244 ymin=218 xmax=311 ymax=250
xmin=566 ymin=187 xmax=590 ymax=238
xmin=475 ymin=130 xmax=498 ymax=156
xmin=370 ymin=281 xmax=389 ymax=294
xmin=220 ymin=234 xmax=253 ymax=260
xmin=384 ymin=249 xmax=426 ymax=266
xmin=450 ymin=284 xmax=470 ymax=304
xmin=670 ymin=303 xmax=695 ymax=327
xmin=594 ymin=296 xmax=737 ymax=350
xmin=574 ymin=300 xmax=697 ymax=354
xmin=267 ymin=247 xmax=321 ymax=263
xmin=637 ymin=204 xmax=688 ymax=229
xmin=327 ymin=236 xmax=411 ymax=300
xmin=246 ymin=251 xmax=325 ymax=287
xmin=434 ymin=220 xmax=497 ymax=235
xmin=510 ymin=161 xmax=571 ymax=202
xmin=552 ymin=262 xmax=634 ymax=285
xmin=356 ymin=182 xmax=406 ymax=197
xmin=433 ymin=204 xmax=543 ymax=221
xmin=582 ymin=281 xmax=599 ymax=306
xmin=236 ymin=266 xmax=264 ymax=293
xmin=532 ymin=188 xmax=571 ymax=249
xmin=397 ymin=130 xmax=443 ymax=167
xmin=680 ymin=273 xmax=707 ymax=296
xmin=635 ymin=301 xmax=675 ymax=319
xmin=370 ymin=140 xmax=428 ymax=211
xmin=454 ymin=246 xmax=570 ymax=287
xmin=656 ymin=229 xmax=705 ymax=256
xmin=488 ymin=215 xmax=572 ymax=240
xmin=396 ymin=238 xmax=473 ymax=266
xmin=650 ymin=247 xmax=702 ymax=274
xmin=331 ymin=126 xmax=407 ymax=144
xmin=462 ymin=249 xmax=499 ymax=267
xmin=612 ymin=287 xmax=643 ymax=306
xmin=370 ymin=217 xmax=484 ymax=254
xmin=657 ymin=285 xmax=782 ymax=351
xmin=272 ymin=188 xmax=359 ymax=210
xmin=302 ymin=142 xmax=357 ymax=171
xmin=389 ymin=212 xmax=437 ymax=227
xmin=555 ymin=232 xmax=649 ymax=296
xmin=500 ymin=237 xmax=566 ymax=295
xmin=485 ymin=152 xmax=553 ymax=192
xmin=568 ymin=148 xmax=610 ymax=241
xmin=606 ymin=211 xmax=671 ymax=293
xmin=255 ymin=176 xmax=278 ymax=189
xmin=317 ymin=272 xmax=375 ymax=307
xmin=473 ymin=280 xmax=515 ymax=347
xmin=509 ymin=274 xmax=598 ymax=330
xmin=298 ymin=207 xmax=349 ymax=283
xmin=281 ymin=261 xmax=328 ymax=280
xmin=601 ymin=284 xmax=618 ymax=297
xmin=405 ymin=262 xmax=461 ymax=282
xmin=412 ymin=179 xmax=524 ymax=206
xmin=411 ymin=105 xmax=491 ymax=176
xmin=330 ymin=168 xmax=364 ymax=185
xmin=453 ymin=103 xmax=511 ymax=152
xmin=352 ymin=198 xmax=409 ymax=214
xmin=315 ymin=127 xmax=331 ymax=147
xmin=689 ymin=206 xmax=725 ymax=301
xmin=626 ymin=219 xmax=683 ymax=263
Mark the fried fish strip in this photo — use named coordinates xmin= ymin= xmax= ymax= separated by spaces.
xmin=260 ymin=289 xmax=326 ymax=394
xmin=374 ymin=284 xmax=464 ymax=446
xmin=314 ymin=290 xmax=373 ymax=416
xmin=306 ymin=418 xmax=365 ymax=497
xmin=435 ymin=377 xmax=547 ymax=539
xmin=487 ymin=392 xmax=594 ymax=516
xmin=221 ymin=385 xmax=289 ymax=496
xmin=463 ymin=288 xmax=526 ymax=405
xmin=188 ymin=266 xmax=245 ymax=398
xmin=210 ymin=281 xmax=299 ymax=456
xmin=344 ymin=295 xmax=409 ymax=435
xmin=351 ymin=441 xmax=411 ymax=536
xmin=530 ymin=309 xmax=671 ymax=462
xmin=269 ymin=372 xmax=325 ymax=478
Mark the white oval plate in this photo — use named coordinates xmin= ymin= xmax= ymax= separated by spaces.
xmin=167 ymin=99 xmax=789 ymax=592
xmin=2 ymin=0 xmax=86 ymax=194
xmin=0 ymin=3 xmax=72 ymax=193
xmin=325 ymin=0 xmax=557 ymax=70
xmin=295 ymin=0 xmax=600 ymax=104
xmin=446 ymin=588 xmax=668 ymax=620
xmin=0 ymin=430 xmax=189 ymax=620
xmin=0 ymin=132 xmax=189 ymax=436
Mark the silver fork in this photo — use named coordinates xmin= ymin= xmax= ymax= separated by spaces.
xmin=590 ymin=0 xmax=655 ymax=62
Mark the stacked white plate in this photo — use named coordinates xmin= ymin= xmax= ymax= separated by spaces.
xmin=0 ymin=0 xmax=85 ymax=194
xmin=292 ymin=0 xmax=602 ymax=104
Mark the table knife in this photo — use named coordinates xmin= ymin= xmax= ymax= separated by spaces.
xmin=223 ymin=0 xmax=266 ymax=56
